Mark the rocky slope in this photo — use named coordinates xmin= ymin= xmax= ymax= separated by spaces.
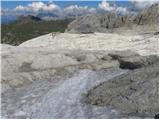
xmin=66 ymin=4 xmax=158 ymax=33
xmin=86 ymin=51 xmax=159 ymax=117
xmin=1 ymin=30 xmax=159 ymax=118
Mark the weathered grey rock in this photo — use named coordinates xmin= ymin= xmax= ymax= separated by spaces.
xmin=120 ymin=55 xmax=158 ymax=69
xmin=1 ymin=31 xmax=158 ymax=118
xmin=133 ymin=4 xmax=159 ymax=25
xmin=66 ymin=13 xmax=126 ymax=33
xmin=108 ymin=50 xmax=139 ymax=59
xmin=108 ymin=50 xmax=159 ymax=69
xmin=1 ymin=47 xmax=119 ymax=93
xmin=154 ymin=114 xmax=159 ymax=119
xmin=86 ymin=58 xmax=159 ymax=117
xmin=66 ymin=4 xmax=158 ymax=33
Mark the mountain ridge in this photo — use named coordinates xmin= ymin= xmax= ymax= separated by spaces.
xmin=66 ymin=4 xmax=159 ymax=33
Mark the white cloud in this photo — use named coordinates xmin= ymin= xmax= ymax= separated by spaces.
xmin=15 ymin=2 xmax=60 ymax=13
xmin=15 ymin=5 xmax=25 ymax=11
xmin=98 ymin=0 xmax=128 ymax=15
xmin=130 ymin=0 xmax=158 ymax=10
xmin=4 ymin=0 xmax=157 ymax=19
xmin=116 ymin=7 xmax=128 ymax=15
xmin=98 ymin=0 xmax=115 ymax=11
xmin=64 ymin=5 xmax=96 ymax=16
xmin=6 ymin=2 xmax=96 ymax=17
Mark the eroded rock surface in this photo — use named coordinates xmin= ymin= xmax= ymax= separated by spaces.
xmin=19 ymin=32 xmax=158 ymax=56
xmin=86 ymin=55 xmax=159 ymax=117
xmin=1 ymin=48 xmax=119 ymax=93
xmin=66 ymin=4 xmax=158 ymax=33
xmin=1 ymin=32 xmax=159 ymax=119
xmin=108 ymin=50 xmax=159 ymax=69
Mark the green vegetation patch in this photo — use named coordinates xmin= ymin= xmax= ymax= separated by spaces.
xmin=1 ymin=19 xmax=72 ymax=45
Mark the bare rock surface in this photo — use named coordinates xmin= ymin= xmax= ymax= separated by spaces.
xmin=1 ymin=48 xmax=119 ymax=93
xmin=86 ymin=61 xmax=159 ymax=117
xmin=2 ymin=68 xmax=128 ymax=118
xmin=2 ymin=32 xmax=158 ymax=92
xmin=66 ymin=4 xmax=158 ymax=33
xmin=19 ymin=32 xmax=158 ymax=56
xmin=108 ymin=50 xmax=159 ymax=69
xmin=1 ymin=31 xmax=159 ymax=119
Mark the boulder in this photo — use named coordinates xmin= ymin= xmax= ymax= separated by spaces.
xmin=108 ymin=50 xmax=159 ymax=69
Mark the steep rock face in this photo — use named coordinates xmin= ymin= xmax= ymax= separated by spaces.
xmin=66 ymin=4 xmax=158 ymax=33
xmin=133 ymin=4 xmax=159 ymax=25
xmin=66 ymin=13 xmax=129 ymax=33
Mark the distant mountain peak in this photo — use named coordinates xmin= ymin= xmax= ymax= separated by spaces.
xmin=17 ymin=15 xmax=42 ymax=24
xmin=66 ymin=3 xmax=159 ymax=33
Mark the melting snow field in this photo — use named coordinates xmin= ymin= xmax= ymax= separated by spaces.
xmin=2 ymin=68 xmax=137 ymax=119
xmin=31 ymin=69 xmax=126 ymax=119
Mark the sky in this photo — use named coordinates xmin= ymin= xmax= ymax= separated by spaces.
xmin=1 ymin=1 xmax=131 ymax=10
xmin=1 ymin=1 xmax=131 ymax=17
xmin=1 ymin=0 xmax=158 ymax=24
xmin=2 ymin=1 xmax=98 ymax=9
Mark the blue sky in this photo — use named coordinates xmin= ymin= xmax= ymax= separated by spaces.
xmin=1 ymin=1 xmax=99 ymax=9
xmin=1 ymin=0 xmax=135 ymax=18
xmin=1 ymin=1 xmax=130 ymax=9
